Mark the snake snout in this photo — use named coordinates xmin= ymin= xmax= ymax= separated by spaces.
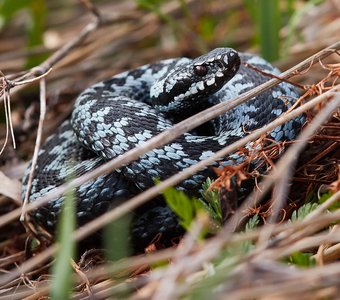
xmin=223 ymin=50 xmax=241 ymax=71
xmin=220 ymin=52 xmax=241 ymax=83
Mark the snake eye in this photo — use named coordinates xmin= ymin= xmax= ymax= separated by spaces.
xmin=194 ymin=65 xmax=208 ymax=76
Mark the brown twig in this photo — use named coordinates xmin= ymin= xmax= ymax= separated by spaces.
xmin=0 ymin=78 xmax=16 ymax=154
xmin=21 ymin=78 xmax=47 ymax=225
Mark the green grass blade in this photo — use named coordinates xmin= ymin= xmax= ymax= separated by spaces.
xmin=0 ymin=0 xmax=31 ymax=29
xmin=0 ymin=0 xmax=47 ymax=66
xmin=26 ymin=0 xmax=47 ymax=67
xmin=50 ymin=186 xmax=76 ymax=300
xmin=258 ymin=0 xmax=280 ymax=61
xmin=104 ymin=214 xmax=132 ymax=261
xmin=163 ymin=186 xmax=195 ymax=230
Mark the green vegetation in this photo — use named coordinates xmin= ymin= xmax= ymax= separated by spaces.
xmin=290 ymin=202 xmax=319 ymax=222
xmin=244 ymin=0 xmax=281 ymax=61
xmin=165 ymin=180 xmax=325 ymax=271
xmin=162 ymin=186 xmax=207 ymax=231
xmin=162 ymin=178 xmax=223 ymax=234
xmin=104 ymin=214 xmax=132 ymax=261
xmin=0 ymin=0 xmax=47 ymax=67
xmin=50 ymin=186 xmax=76 ymax=300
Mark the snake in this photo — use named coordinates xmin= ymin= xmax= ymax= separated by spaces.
xmin=22 ymin=48 xmax=305 ymax=248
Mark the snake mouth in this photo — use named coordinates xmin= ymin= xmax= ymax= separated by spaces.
xmin=221 ymin=49 xmax=241 ymax=69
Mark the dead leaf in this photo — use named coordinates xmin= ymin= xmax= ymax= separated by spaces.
xmin=0 ymin=171 xmax=22 ymax=206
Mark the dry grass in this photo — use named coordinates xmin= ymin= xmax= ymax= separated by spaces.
xmin=0 ymin=0 xmax=339 ymax=299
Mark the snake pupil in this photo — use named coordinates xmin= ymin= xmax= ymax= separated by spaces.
xmin=194 ymin=65 xmax=208 ymax=76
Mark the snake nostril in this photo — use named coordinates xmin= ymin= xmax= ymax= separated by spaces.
xmin=223 ymin=54 xmax=229 ymax=65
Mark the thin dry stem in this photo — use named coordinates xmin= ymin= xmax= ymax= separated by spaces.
xmin=4 ymin=68 xmax=52 ymax=89
xmin=152 ymin=213 xmax=209 ymax=300
xmin=0 ymin=82 xmax=16 ymax=154
xmin=305 ymin=189 xmax=340 ymax=221
xmin=320 ymin=242 xmax=340 ymax=263
xmin=21 ymin=78 xmax=47 ymax=223
xmin=314 ymin=225 xmax=340 ymax=265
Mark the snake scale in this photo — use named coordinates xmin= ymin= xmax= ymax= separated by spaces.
xmin=22 ymin=48 xmax=305 ymax=248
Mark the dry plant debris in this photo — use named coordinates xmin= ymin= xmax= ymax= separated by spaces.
xmin=0 ymin=0 xmax=339 ymax=299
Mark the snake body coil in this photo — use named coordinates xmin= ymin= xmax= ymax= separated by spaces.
xmin=22 ymin=48 xmax=305 ymax=247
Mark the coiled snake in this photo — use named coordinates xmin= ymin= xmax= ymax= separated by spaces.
xmin=22 ymin=48 xmax=305 ymax=248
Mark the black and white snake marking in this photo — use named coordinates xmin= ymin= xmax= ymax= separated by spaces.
xmin=22 ymin=48 xmax=305 ymax=246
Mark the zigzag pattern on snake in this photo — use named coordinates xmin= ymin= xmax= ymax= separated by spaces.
xmin=22 ymin=48 xmax=305 ymax=248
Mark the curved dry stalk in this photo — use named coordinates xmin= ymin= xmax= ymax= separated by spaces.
xmin=320 ymin=241 xmax=340 ymax=263
xmin=4 ymin=68 xmax=52 ymax=89
xmin=0 ymin=80 xmax=16 ymax=154
xmin=21 ymin=78 xmax=47 ymax=223
xmin=305 ymin=189 xmax=340 ymax=221
xmin=223 ymin=261 xmax=340 ymax=299
xmin=314 ymin=224 xmax=340 ymax=265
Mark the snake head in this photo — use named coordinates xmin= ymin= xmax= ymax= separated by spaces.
xmin=151 ymin=48 xmax=241 ymax=113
